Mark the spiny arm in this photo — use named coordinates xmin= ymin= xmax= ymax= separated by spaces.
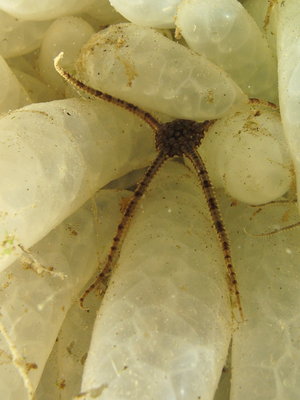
xmin=54 ymin=52 xmax=160 ymax=132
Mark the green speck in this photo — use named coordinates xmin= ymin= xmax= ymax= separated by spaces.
xmin=0 ymin=234 xmax=17 ymax=256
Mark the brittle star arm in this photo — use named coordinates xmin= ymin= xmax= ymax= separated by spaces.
xmin=54 ymin=52 xmax=160 ymax=132
xmin=245 ymin=221 xmax=300 ymax=237
xmin=80 ymin=152 xmax=168 ymax=309
xmin=185 ymin=147 xmax=244 ymax=322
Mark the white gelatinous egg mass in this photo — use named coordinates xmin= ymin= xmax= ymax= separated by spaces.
xmin=176 ymin=0 xmax=277 ymax=103
xmin=109 ymin=0 xmax=181 ymax=28
xmin=0 ymin=0 xmax=94 ymax=20
xmin=0 ymin=189 xmax=128 ymax=400
xmin=283 ymin=59 xmax=300 ymax=126
xmin=0 ymin=56 xmax=30 ymax=112
xmin=0 ymin=10 xmax=51 ymax=59
xmin=0 ymin=0 xmax=299 ymax=399
xmin=38 ymin=17 xmax=95 ymax=96
xmin=278 ymin=0 xmax=300 ymax=211
xmin=81 ymin=162 xmax=231 ymax=400
xmin=242 ymin=0 xmax=278 ymax=55
xmin=177 ymin=0 xmax=250 ymax=52
xmin=201 ymin=103 xmax=292 ymax=205
xmin=76 ymin=23 xmax=247 ymax=120
xmin=0 ymin=98 xmax=155 ymax=272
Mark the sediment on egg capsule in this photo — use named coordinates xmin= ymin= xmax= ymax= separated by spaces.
xmin=0 ymin=98 xmax=154 ymax=273
xmin=225 ymin=192 xmax=300 ymax=400
xmin=0 ymin=190 xmax=127 ymax=400
xmin=242 ymin=0 xmax=278 ymax=55
xmin=200 ymin=100 xmax=292 ymax=205
xmin=1 ymin=0 xmax=298 ymax=399
xmin=55 ymin=54 xmax=243 ymax=320
xmin=55 ymin=45 xmax=292 ymax=327
xmin=55 ymin=38 xmax=246 ymax=398
xmin=75 ymin=23 xmax=248 ymax=120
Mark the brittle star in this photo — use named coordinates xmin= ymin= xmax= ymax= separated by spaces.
xmin=54 ymin=52 xmax=243 ymax=322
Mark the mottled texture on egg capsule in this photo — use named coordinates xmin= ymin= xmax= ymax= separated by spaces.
xmin=200 ymin=102 xmax=292 ymax=205
xmin=0 ymin=98 xmax=154 ymax=272
xmin=176 ymin=0 xmax=278 ymax=103
xmin=0 ymin=190 xmax=127 ymax=400
xmin=76 ymin=23 xmax=248 ymax=120
xmin=81 ymin=162 xmax=232 ymax=400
